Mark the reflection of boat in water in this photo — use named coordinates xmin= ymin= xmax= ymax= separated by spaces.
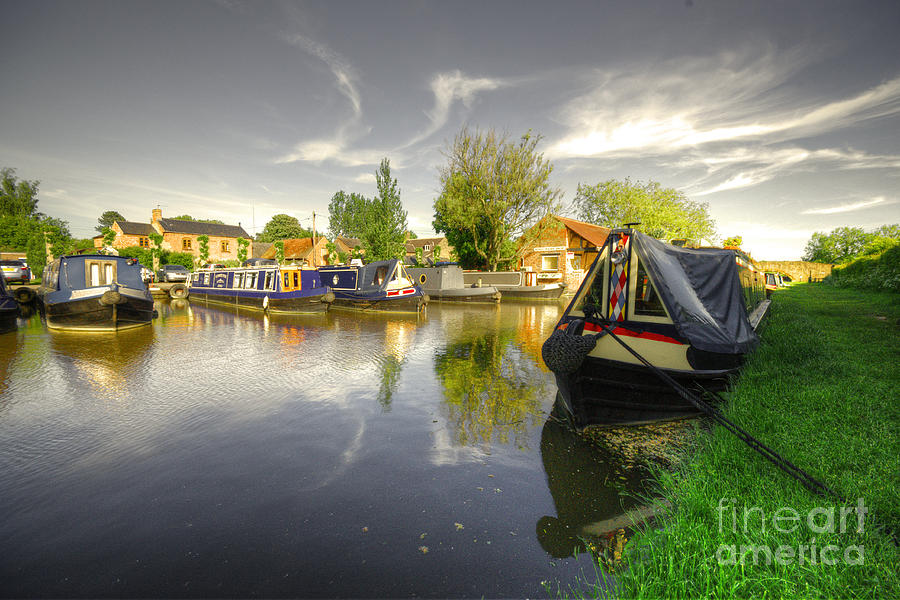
xmin=543 ymin=227 xmax=768 ymax=426
xmin=406 ymin=265 xmax=501 ymax=303
xmin=319 ymin=259 xmax=427 ymax=313
xmin=537 ymin=412 xmax=664 ymax=564
xmin=188 ymin=264 xmax=333 ymax=313
xmin=0 ymin=276 xmax=18 ymax=333
xmin=463 ymin=270 xmax=566 ymax=300
xmin=37 ymin=255 xmax=155 ymax=331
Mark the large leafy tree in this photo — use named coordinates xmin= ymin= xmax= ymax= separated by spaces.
xmin=433 ymin=128 xmax=561 ymax=270
xmin=96 ymin=210 xmax=125 ymax=233
xmin=1 ymin=168 xmax=75 ymax=276
xmin=256 ymin=214 xmax=312 ymax=242
xmin=803 ymin=224 xmax=899 ymax=263
xmin=327 ymin=190 xmax=369 ymax=239
xmin=572 ymin=178 xmax=716 ymax=242
xmin=361 ymin=159 xmax=408 ymax=260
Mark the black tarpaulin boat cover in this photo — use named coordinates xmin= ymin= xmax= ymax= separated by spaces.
xmin=632 ymin=231 xmax=758 ymax=355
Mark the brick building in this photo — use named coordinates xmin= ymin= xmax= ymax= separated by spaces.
xmin=260 ymin=237 xmax=330 ymax=266
xmin=94 ymin=209 xmax=251 ymax=262
xmin=517 ymin=215 xmax=611 ymax=292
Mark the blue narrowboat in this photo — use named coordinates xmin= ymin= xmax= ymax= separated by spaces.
xmin=318 ymin=259 xmax=427 ymax=312
xmin=37 ymin=254 xmax=155 ymax=331
xmin=188 ymin=265 xmax=334 ymax=313
xmin=0 ymin=275 xmax=18 ymax=333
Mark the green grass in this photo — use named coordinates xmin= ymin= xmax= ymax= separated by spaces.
xmin=574 ymin=283 xmax=900 ymax=598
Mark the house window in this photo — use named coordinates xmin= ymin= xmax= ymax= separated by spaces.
xmin=541 ymin=254 xmax=560 ymax=271
xmin=139 ymin=237 xmax=149 ymax=247
xmin=182 ymin=238 xmax=192 ymax=250
xmin=221 ymin=241 xmax=230 ymax=252
xmin=423 ymin=244 xmax=432 ymax=251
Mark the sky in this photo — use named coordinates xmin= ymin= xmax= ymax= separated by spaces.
xmin=2 ymin=0 xmax=899 ymax=260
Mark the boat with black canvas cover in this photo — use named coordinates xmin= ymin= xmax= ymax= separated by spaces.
xmin=318 ymin=259 xmax=427 ymax=312
xmin=188 ymin=264 xmax=333 ymax=313
xmin=36 ymin=254 xmax=155 ymax=331
xmin=542 ymin=227 xmax=768 ymax=425
xmin=406 ymin=264 xmax=501 ymax=303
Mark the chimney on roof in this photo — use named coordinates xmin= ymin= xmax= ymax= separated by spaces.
xmin=152 ymin=208 xmax=162 ymax=224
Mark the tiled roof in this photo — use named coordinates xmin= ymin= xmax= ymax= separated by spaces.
xmin=260 ymin=238 xmax=326 ymax=259
xmin=335 ymin=236 xmax=362 ymax=249
xmin=116 ymin=221 xmax=156 ymax=236
xmin=157 ymin=218 xmax=250 ymax=238
xmin=554 ymin=216 xmax=611 ymax=247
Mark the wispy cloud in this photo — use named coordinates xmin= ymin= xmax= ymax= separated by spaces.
xmin=277 ymin=33 xmax=369 ymax=165
xmin=801 ymin=197 xmax=893 ymax=215
xmin=401 ymin=70 xmax=505 ymax=148
xmin=545 ymin=46 xmax=900 ymax=196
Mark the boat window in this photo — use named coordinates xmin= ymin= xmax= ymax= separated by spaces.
xmin=244 ymin=271 xmax=257 ymax=289
xmin=85 ymin=260 xmax=117 ymax=287
xmin=569 ymin=247 xmax=608 ymax=318
xmin=233 ymin=272 xmax=244 ymax=289
xmin=373 ymin=266 xmax=388 ymax=286
xmin=283 ymin=272 xmax=291 ymax=289
xmin=633 ymin=258 xmax=667 ymax=317
xmin=264 ymin=271 xmax=275 ymax=290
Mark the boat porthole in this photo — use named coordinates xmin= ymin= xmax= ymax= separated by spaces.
xmin=419 ymin=274 xmax=427 ymax=285
xmin=332 ymin=275 xmax=339 ymax=285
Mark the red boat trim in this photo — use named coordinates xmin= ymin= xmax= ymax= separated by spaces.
xmin=387 ymin=288 xmax=417 ymax=297
xmin=583 ymin=322 xmax=684 ymax=345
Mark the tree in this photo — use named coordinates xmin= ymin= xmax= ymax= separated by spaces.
xmin=237 ymin=237 xmax=250 ymax=263
xmin=197 ymin=234 xmax=210 ymax=266
xmin=96 ymin=210 xmax=125 ymax=233
xmin=327 ymin=190 xmax=369 ymax=239
xmin=361 ymin=159 xmax=408 ymax=260
xmin=171 ymin=215 xmax=225 ymax=224
xmin=433 ymin=127 xmax=561 ymax=270
xmin=1 ymin=168 xmax=39 ymax=217
xmin=722 ymin=235 xmax=743 ymax=248
xmin=572 ymin=178 xmax=716 ymax=242
xmin=803 ymin=224 xmax=899 ymax=263
xmin=256 ymin=214 xmax=312 ymax=242
xmin=101 ymin=227 xmax=117 ymax=253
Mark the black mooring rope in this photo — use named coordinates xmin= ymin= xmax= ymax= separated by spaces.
xmin=585 ymin=319 xmax=844 ymax=502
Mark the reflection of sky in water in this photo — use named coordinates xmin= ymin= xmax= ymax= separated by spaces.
xmin=0 ymin=298 xmax=642 ymax=598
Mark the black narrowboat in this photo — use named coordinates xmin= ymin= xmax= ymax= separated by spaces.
xmin=36 ymin=254 xmax=155 ymax=331
xmin=542 ymin=227 xmax=768 ymax=426
xmin=188 ymin=265 xmax=333 ymax=313
xmin=318 ymin=259 xmax=427 ymax=312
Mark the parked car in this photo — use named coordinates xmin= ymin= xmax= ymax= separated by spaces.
xmin=1 ymin=259 xmax=31 ymax=284
xmin=139 ymin=264 xmax=153 ymax=284
xmin=241 ymin=258 xmax=278 ymax=267
xmin=156 ymin=264 xmax=189 ymax=282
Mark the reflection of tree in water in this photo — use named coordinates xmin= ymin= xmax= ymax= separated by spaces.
xmin=434 ymin=330 xmax=546 ymax=448
xmin=376 ymin=354 xmax=402 ymax=411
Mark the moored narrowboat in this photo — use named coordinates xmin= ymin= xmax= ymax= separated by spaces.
xmin=542 ymin=227 xmax=768 ymax=426
xmin=318 ymin=259 xmax=427 ymax=312
xmin=36 ymin=254 xmax=155 ymax=331
xmin=406 ymin=264 xmax=501 ymax=303
xmin=188 ymin=264 xmax=333 ymax=313
xmin=462 ymin=270 xmax=566 ymax=300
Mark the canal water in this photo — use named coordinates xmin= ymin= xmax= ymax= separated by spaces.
xmin=0 ymin=299 xmax=653 ymax=598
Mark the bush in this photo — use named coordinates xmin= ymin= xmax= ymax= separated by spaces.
xmin=117 ymin=246 xmax=152 ymax=266
xmin=827 ymin=242 xmax=900 ymax=292
xmin=165 ymin=252 xmax=196 ymax=270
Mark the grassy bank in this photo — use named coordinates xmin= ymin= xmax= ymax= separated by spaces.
xmin=579 ymin=283 xmax=900 ymax=598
